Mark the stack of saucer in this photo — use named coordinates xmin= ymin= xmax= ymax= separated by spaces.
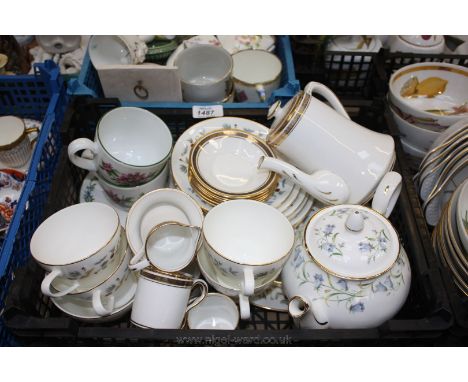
xmin=433 ymin=178 xmax=468 ymax=295
xmin=187 ymin=129 xmax=279 ymax=206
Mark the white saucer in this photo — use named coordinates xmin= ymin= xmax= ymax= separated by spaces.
xmin=250 ymin=280 xmax=288 ymax=312
xmin=51 ymin=262 xmax=137 ymax=323
xmin=171 ymin=117 xmax=295 ymax=213
xmin=79 ymin=173 xmax=128 ymax=226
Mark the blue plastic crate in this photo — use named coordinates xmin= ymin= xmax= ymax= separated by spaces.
xmin=0 ymin=61 xmax=68 ymax=346
xmin=67 ymin=36 xmax=300 ymax=108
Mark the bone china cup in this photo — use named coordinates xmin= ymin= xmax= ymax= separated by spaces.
xmin=175 ymin=45 xmax=233 ymax=102
xmin=131 ymin=269 xmax=208 ymax=329
xmin=0 ymin=116 xmax=39 ymax=167
xmin=68 ymin=107 xmax=173 ymax=187
xmin=30 ymin=202 xmax=121 ymax=298
xmin=187 ymin=293 xmax=239 ymax=330
xmin=202 ymin=199 xmax=294 ymax=296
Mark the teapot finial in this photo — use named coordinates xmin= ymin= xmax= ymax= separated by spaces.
xmin=345 ymin=210 xmax=364 ymax=232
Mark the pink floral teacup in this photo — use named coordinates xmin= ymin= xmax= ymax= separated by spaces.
xmin=68 ymin=107 xmax=172 ymax=187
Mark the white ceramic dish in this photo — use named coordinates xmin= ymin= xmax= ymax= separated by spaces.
xmin=388 ymin=35 xmax=445 ymax=54
xmin=51 ymin=263 xmax=137 ymax=323
xmin=171 ymin=117 xmax=294 ymax=212
xmin=389 ymin=62 xmax=468 ymax=128
xmin=217 ymin=35 xmax=275 ymax=54
xmin=389 ymin=103 xmax=441 ymax=153
xmin=456 ymin=179 xmax=468 ymax=252
xmin=79 ymin=173 xmax=128 ymax=225
xmin=400 ymin=138 xmax=427 ymax=159
xmin=187 ymin=293 xmax=239 ymax=329
xmin=191 ymin=129 xmax=274 ymax=195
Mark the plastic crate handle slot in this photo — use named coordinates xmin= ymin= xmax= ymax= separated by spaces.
xmin=41 ymin=269 xmax=79 ymax=297
xmin=67 ymin=138 xmax=99 ymax=172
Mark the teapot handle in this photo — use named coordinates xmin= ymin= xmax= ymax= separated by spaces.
xmin=372 ymin=172 xmax=402 ymax=218
xmin=304 ymin=82 xmax=350 ymax=120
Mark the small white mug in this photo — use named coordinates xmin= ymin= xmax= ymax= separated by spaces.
xmin=0 ymin=116 xmax=39 ymax=167
xmin=131 ymin=269 xmax=208 ymax=329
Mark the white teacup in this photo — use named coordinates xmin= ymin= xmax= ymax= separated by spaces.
xmin=68 ymin=107 xmax=173 ymax=187
xmin=203 ymin=200 xmax=294 ymax=301
xmin=187 ymin=293 xmax=239 ymax=330
xmin=129 ymin=221 xmax=201 ymax=272
xmin=98 ymin=162 xmax=169 ymax=208
xmin=30 ymin=202 xmax=121 ymax=297
xmin=88 ymin=35 xmax=148 ymax=67
xmin=0 ymin=116 xmax=39 ymax=167
xmin=175 ymin=45 xmax=233 ymax=102
xmin=131 ymin=269 xmax=208 ymax=329
xmin=232 ymin=50 xmax=282 ymax=102
xmin=50 ymin=234 xmax=132 ymax=316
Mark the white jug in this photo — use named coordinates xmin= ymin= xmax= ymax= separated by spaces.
xmin=258 ymin=81 xmax=398 ymax=205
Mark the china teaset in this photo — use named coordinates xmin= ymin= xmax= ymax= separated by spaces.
xmin=87 ymin=35 xmax=282 ymax=103
xmin=25 ymin=79 xmax=417 ymax=330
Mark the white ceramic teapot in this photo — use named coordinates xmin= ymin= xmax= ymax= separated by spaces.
xmin=258 ymin=81 xmax=398 ymax=206
xmin=281 ymin=193 xmax=411 ymax=330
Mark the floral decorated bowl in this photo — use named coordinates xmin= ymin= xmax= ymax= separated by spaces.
xmin=282 ymin=205 xmax=411 ymax=329
xmin=389 ymin=62 xmax=468 ymax=128
xmin=0 ymin=169 xmax=26 ymax=235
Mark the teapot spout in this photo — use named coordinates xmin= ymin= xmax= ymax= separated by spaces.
xmin=258 ymin=156 xmax=350 ymax=205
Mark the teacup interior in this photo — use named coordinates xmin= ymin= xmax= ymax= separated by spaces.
xmin=89 ymin=36 xmax=132 ymax=66
xmin=98 ymin=107 xmax=172 ymax=166
xmin=146 ymin=223 xmax=199 ymax=271
xmin=203 ymin=200 xmax=294 ymax=265
xmin=233 ymin=50 xmax=282 ymax=84
xmin=30 ymin=202 xmax=119 ymax=265
xmin=0 ymin=116 xmax=24 ymax=146
xmin=188 ymin=294 xmax=238 ymax=329
xmin=176 ymin=46 xmax=232 ymax=85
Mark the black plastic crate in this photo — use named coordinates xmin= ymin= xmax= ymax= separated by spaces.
xmin=2 ymin=97 xmax=453 ymax=345
xmin=382 ymin=98 xmax=468 ymax=337
xmin=291 ymin=36 xmax=379 ymax=99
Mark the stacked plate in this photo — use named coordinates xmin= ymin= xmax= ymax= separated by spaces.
xmin=170 ymin=117 xmax=315 ymax=227
xmin=433 ymin=178 xmax=468 ymax=295
xmin=414 ymin=118 xmax=468 ymax=226
xmin=187 ymin=129 xmax=279 ymax=205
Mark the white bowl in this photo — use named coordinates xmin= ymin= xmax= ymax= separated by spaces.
xmin=400 ymin=138 xmax=427 ymax=159
xmin=389 ymin=62 xmax=468 ymax=128
xmin=389 ymin=35 xmax=445 ymax=54
xmin=389 ymin=103 xmax=441 ymax=153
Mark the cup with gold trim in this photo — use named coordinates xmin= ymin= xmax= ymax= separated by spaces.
xmin=30 ymin=202 xmax=122 ymax=298
xmin=187 ymin=293 xmax=239 ymax=330
xmin=131 ymin=268 xmax=208 ymax=329
xmin=50 ymin=229 xmax=132 ymax=316
xmin=0 ymin=116 xmax=39 ymax=167
xmin=232 ymin=49 xmax=282 ymax=102
xmin=202 ymin=199 xmax=294 ymax=317
xmin=129 ymin=221 xmax=201 ymax=272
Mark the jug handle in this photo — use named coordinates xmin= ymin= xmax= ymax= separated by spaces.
xmin=304 ymin=82 xmax=350 ymax=120
xmin=372 ymin=172 xmax=402 ymax=218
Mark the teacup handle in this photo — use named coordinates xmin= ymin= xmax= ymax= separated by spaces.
xmin=255 ymin=84 xmax=267 ymax=102
xmin=371 ymin=172 xmax=402 ymax=218
xmin=128 ymin=248 xmax=150 ymax=271
xmin=25 ymin=127 xmax=40 ymax=146
xmin=186 ymin=279 xmax=208 ymax=312
xmin=304 ymin=81 xmax=350 ymax=120
xmin=242 ymin=267 xmax=255 ymax=296
xmin=239 ymin=294 xmax=251 ymax=320
xmin=41 ymin=269 xmax=79 ymax=298
xmin=68 ymin=138 xmax=99 ymax=172
xmin=92 ymin=289 xmax=115 ymax=316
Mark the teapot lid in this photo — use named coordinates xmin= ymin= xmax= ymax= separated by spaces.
xmin=266 ymin=91 xmax=310 ymax=147
xmin=399 ymin=35 xmax=444 ymax=47
xmin=304 ymin=205 xmax=400 ymax=280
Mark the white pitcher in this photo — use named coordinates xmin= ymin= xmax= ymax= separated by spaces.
xmin=258 ymin=81 xmax=398 ymax=205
